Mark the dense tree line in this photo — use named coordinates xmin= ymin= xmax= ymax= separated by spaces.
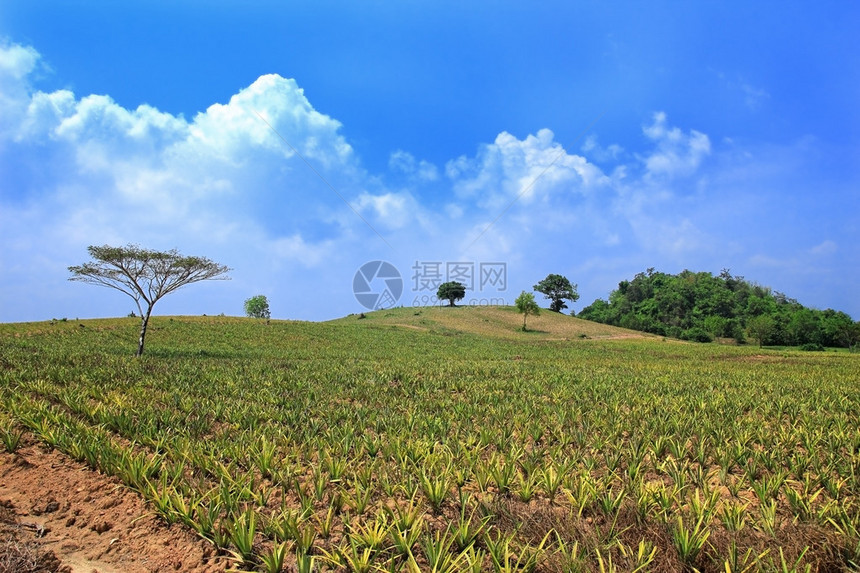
xmin=579 ymin=268 xmax=859 ymax=348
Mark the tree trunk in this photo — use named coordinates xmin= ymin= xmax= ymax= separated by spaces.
xmin=523 ymin=313 xmax=527 ymax=331
xmin=137 ymin=308 xmax=152 ymax=357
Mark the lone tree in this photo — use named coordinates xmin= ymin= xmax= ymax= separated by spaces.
xmin=534 ymin=273 xmax=579 ymax=313
xmin=69 ymin=245 xmax=230 ymax=356
xmin=515 ymin=291 xmax=540 ymax=331
xmin=244 ymin=295 xmax=271 ymax=319
xmin=437 ymin=281 xmax=466 ymax=307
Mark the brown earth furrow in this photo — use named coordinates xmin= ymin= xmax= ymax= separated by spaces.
xmin=0 ymin=444 xmax=227 ymax=573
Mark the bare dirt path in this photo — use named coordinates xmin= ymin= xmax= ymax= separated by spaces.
xmin=0 ymin=441 xmax=227 ymax=573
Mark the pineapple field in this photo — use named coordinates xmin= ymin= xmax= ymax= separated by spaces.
xmin=1 ymin=307 xmax=858 ymax=572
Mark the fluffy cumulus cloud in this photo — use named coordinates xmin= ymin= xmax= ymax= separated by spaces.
xmin=189 ymin=74 xmax=355 ymax=169
xmin=446 ymin=128 xmax=609 ymax=211
xmin=0 ymin=41 xmax=39 ymax=78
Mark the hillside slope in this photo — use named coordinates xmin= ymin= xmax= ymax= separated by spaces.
xmin=330 ymin=305 xmax=653 ymax=341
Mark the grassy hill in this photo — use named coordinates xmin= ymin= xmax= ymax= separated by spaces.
xmin=1 ymin=305 xmax=652 ymax=358
xmin=331 ymin=305 xmax=654 ymax=340
xmin=1 ymin=309 xmax=859 ymax=571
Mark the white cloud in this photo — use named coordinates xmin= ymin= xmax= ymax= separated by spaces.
xmin=740 ymin=82 xmax=770 ymax=110
xmin=640 ymin=218 xmax=709 ymax=257
xmin=2 ymin=52 xmax=357 ymax=216
xmin=389 ymin=150 xmax=415 ymax=173
xmin=0 ymin=41 xmax=43 ymax=137
xmin=18 ymin=89 xmax=77 ymax=139
xmin=712 ymin=70 xmax=770 ymax=111
xmin=54 ymin=95 xmax=187 ymax=145
xmin=641 ymin=112 xmax=710 ymax=177
xmin=445 ymin=203 xmax=464 ymax=219
xmin=447 ymin=128 xmax=609 ymax=210
xmin=417 ymin=161 xmax=439 ymax=182
xmin=581 ymin=135 xmax=623 ymax=162
xmin=0 ymin=41 xmax=40 ymax=79
xmin=807 ymin=240 xmax=837 ymax=256
xmin=188 ymin=74 xmax=354 ymax=169
xmin=270 ymin=233 xmax=335 ymax=267
xmin=389 ymin=150 xmax=438 ymax=182
xmin=354 ymin=191 xmax=419 ymax=230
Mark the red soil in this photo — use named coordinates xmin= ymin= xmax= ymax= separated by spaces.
xmin=0 ymin=442 xmax=228 ymax=573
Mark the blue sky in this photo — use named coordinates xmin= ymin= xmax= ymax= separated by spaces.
xmin=1 ymin=1 xmax=858 ymax=322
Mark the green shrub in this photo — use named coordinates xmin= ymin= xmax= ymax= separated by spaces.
xmin=681 ymin=327 xmax=714 ymax=343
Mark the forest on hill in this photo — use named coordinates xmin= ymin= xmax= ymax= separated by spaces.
xmin=578 ymin=268 xmax=858 ymax=347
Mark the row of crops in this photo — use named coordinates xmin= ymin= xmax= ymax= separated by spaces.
xmin=1 ymin=315 xmax=859 ymax=571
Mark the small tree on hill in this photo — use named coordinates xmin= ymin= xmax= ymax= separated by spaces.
xmin=69 ymin=244 xmax=230 ymax=356
xmin=534 ymin=274 xmax=579 ymax=313
xmin=437 ymin=281 xmax=466 ymax=307
xmin=515 ymin=291 xmax=540 ymax=331
xmin=244 ymin=295 xmax=271 ymax=319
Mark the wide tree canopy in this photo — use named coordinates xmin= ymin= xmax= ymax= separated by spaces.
xmin=69 ymin=244 xmax=230 ymax=355
xmin=437 ymin=281 xmax=466 ymax=307
xmin=534 ymin=273 xmax=579 ymax=313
